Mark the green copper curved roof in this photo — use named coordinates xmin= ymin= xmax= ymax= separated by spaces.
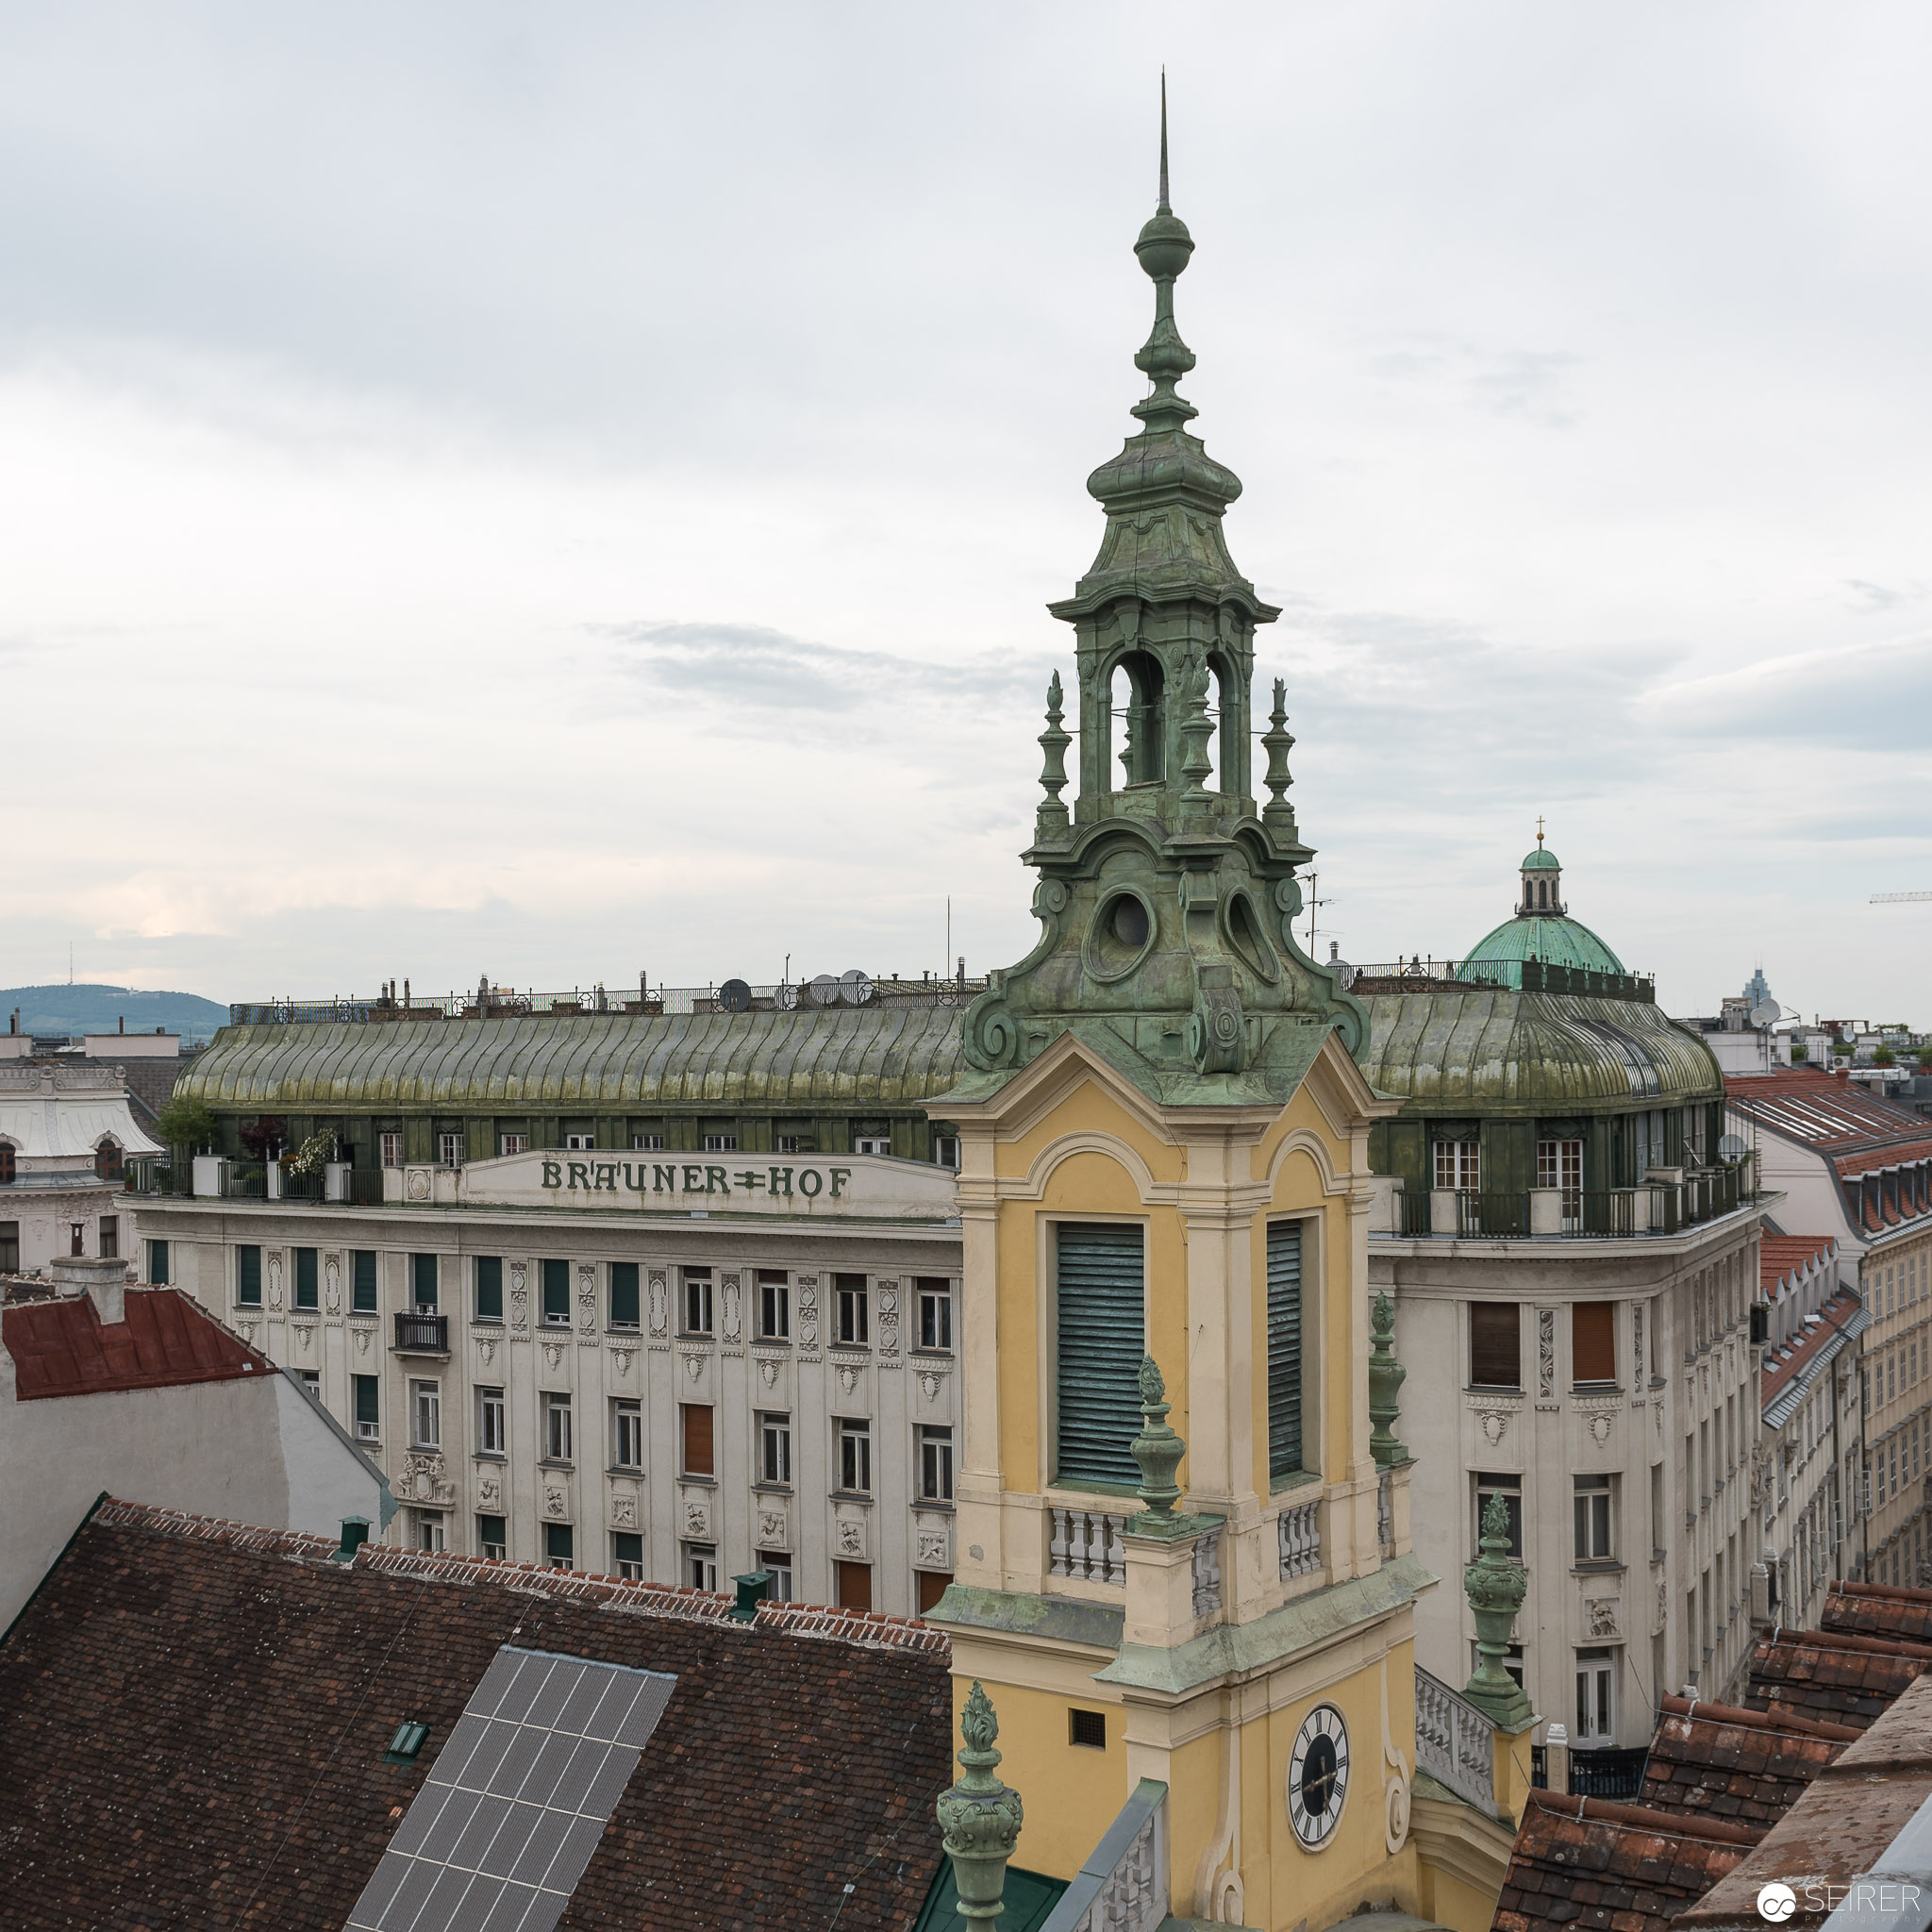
xmin=175 ymin=1008 xmax=968 ymax=1114
xmin=1357 ymin=987 xmax=1723 ymax=1114
xmin=1458 ymin=912 xmax=1624 ymax=984
xmin=1521 ymin=847 xmax=1561 ymax=872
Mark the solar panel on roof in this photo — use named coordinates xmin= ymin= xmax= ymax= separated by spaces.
xmin=344 ymin=1646 xmax=675 ymax=1932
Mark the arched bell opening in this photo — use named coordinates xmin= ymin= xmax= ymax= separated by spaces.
xmin=1110 ymin=651 xmax=1166 ymax=788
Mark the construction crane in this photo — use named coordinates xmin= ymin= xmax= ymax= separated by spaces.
xmin=1872 ymin=892 xmax=1932 ymax=904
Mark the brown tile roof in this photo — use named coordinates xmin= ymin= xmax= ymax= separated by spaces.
xmin=0 ymin=1500 xmax=953 ymax=1931
xmin=1822 ymin=1579 xmax=1932 ymax=1646
xmin=1759 ymin=1290 xmax=1862 ymax=1411
xmin=1759 ymin=1234 xmax=1837 ymax=1297
xmin=1674 ymin=1673 xmax=1932 ymax=1932
xmin=1491 ymin=1790 xmax=1758 ymax=1932
xmin=1638 ymin=1696 xmax=1855 ymax=1832
xmin=2 ymin=1287 xmax=270 ymax=1399
xmin=1744 ymin=1624 xmax=1932 ymax=1730
xmin=1728 ymin=1071 xmax=1932 ymax=1161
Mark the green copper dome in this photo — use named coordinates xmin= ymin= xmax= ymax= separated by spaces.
xmin=1521 ymin=846 xmax=1561 ymax=872
xmin=1459 ymin=912 xmax=1624 ymax=978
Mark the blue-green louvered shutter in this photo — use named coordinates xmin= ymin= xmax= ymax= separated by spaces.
xmin=1056 ymin=1224 xmax=1145 ymax=1487
xmin=1267 ymin=1221 xmax=1303 ymax=1478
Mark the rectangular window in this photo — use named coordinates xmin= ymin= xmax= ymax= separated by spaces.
xmin=835 ymin=1561 xmax=873 ymax=1611
xmin=702 ymin=1133 xmax=738 ymax=1154
xmin=477 ymin=1514 xmax=507 ymax=1561
xmin=917 ymin=1570 xmax=952 ymax=1616
xmin=774 ymin=1134 xmax=803 ymax=1155
xmin=933 ymin=1135 xmax=960 ymax=1170
xmin=1574 ymin=1474 xmax=1613 ymax=1561
xmin=148 ymin=1238 xmax=170 ymax=1286
xmin=760 ymin=1411 xmax=792 ymax=1485
xmin=498 ymin=1133 xmax=528 ymax=1157
xmin=611 ymin=1531 xmax=644 ymax=1581
xmin=1470 ymin=1304 xmax=1521 ymax=1389
xmin=609 ymin=1261 xmax=641 ymax=1329
xmin=681 ymin=1403 xmax=714 ymax=1477
xmin=411 ymin=1380 xmax=441 ymax=1449
xmin=1537 ymin=1137 xmax=1583 ymax=1193
xmin=299 ymin=1368 xmax=320 ymax=1394
xmin=70 ymin=1221 xmax=84 ymax=1257
xmin=99 ymin=1215 xmax=119 ymax=1260
xmin=379 ymin=1132 xmax=404 ymax=1169
xmin=542 ymin=1391 xmax=573 ymax=1463
xmin=836 ymin=1274 xmax=870 ymax=1346
xmin=411 ymin=1509 xmax=445 ymax=1554
xmin=564 ymin=1132 xmax=595 ymax=1151
xmin=1475 ymin=1472 xmax=1524 ymax=1559
xmin=1573 ymin=1302 xmax=1616 ymax=1384
xmin=541 ymin=1257 xmax=571 ymax=1325
xmin=477 ymin=1386 xmax=506 ymax=1457
xmin=686 ymin=1542 xmax=719 ymax=1591
xmin=631 ymin=1132 xmax=664 ymax=1151
xmin=758 ymin=1269 xmax=790 ymax=1340
xmin=1574 ymin=1649 xmax=1616 ymax=1744
xmin=759 ymin=1551 xmax=794 ymax=1602
xmin=475 ymin=1256 xmax=504 ymax=1324
xmin=437 ymin=1132 xmax=463 ymax=1168
xmin=238 ymin=1245 xmax=262 ymax=1307
xmin=353 ymin=1374 xmax=380 ymax=1441
xmin=917 ymin=1278 xmax=953 ymax=1352
xmin=293 ymin=1246 xmax=319 ymax=1311
xmin=544 ymin=1523 xmax=575 ymax=1571
xmin=855 ymin=1136 xmax=891 ymax=1156
xmin=612 ymin=1398 xmax=642 ymax=1470
xmin=839 ymin=1418 xmax=873 ymax=1495
xmin=0 ymin=1223 xmax=17 ymax=1274
xmin=682 ymin=1268 xmax=714 ymax=1336
xmin=1266 ymin=1221 xmax=1304 ymax=1480
xmin=411 ymin=1253 xmax=438 ymax=1311
xmin=353 ymin=1250 xmax=378 ymax=1313
xmin=919 ymin=1424 xmax=955 ymax=1502
xmin=1055 ymin=1224 xmax=1145 ymax=1488
xmin=1434 ymin=1137 xmax=1480 ymax=1191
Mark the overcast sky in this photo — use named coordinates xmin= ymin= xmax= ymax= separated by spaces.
xmin=5 ymin=3 xmax=1930 ymax=1022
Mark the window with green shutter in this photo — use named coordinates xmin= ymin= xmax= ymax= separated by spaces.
xmin=411 ymin=1253 xmax=438 ymax=1310
xmin=475 ymin=1256 xmax=503 ymax=1324
xmin=1266 ymin=1220 xmax=1303 ymax=1480
xmin=1055 ymin=1224 xmax=1145 ymax=1489
xmin=352 ymin=1250 xmax=378 ymax=1313
xmin=542 ymin=1258 xmax=570 ymax=1325
xmin=609 ymin=1262 xmax=640 ymax=1329
xmin=148 ymin=1239 xmax=170 ymax=1286
xmin=294 ymin=1247 xmax=319 ymax=1311
xmin=238 ymin=1245 xmax=261 ymax=1307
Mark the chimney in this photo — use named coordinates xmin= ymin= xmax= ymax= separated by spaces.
xmin=728 ymin=1569 xmax=774 ymax=1621
xmin=333 ymin=1518 xmax=373 ymax=1563
xmin=49 ymin=1254 xmax=130 ymax=1324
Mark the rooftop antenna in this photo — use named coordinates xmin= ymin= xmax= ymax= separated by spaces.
xmin=1303 ymin=872 xmax=1332 ymax=955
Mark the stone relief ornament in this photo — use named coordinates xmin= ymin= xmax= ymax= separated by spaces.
xmin=609 ymin=1344 xmax=636 ymax=1376
xmin=683 ymin=1501 xmax=709 ymax=1538
xmin=353 ymin=1324 xmax=370 ymax=1355
xmin=237 ymin=1319 xmax=258 ymax=1346
xmin=648 ymin=1269 xmax=668 ymax=1338
xmin=543 ymin=1486 xmax=568 ymax=1519
xmin=918 ymin=1370 xmax=944 ymax=1406
xmin=797 ymin=1274 xmax=820 ymax=1347
xmin=407 ymin=1168 xmax=431 ymax=1202
xmin=477 ymin=1335 xmax=498 ymax=1368
xmin=878 ymin=1279 xmax=899 ymax=1356
xmin=918 ymin=1529 xmax=950 ymax=1568
xmin=578 ymin=1262 xmax=596 ymax=1332
xmin=1475 ymin=1407 xmax=1509 ymax=1447
xmin=839 ymin=1363 xmax=860 ymax=1397
xmin=475 ymin=1472 xmax=501 ymax=1508
xmin=403 ymin=1454 xmax=456 ymax=1507
xmin=324 ymin=1254 xmax=341 ymax=1316
xmin=1633 ymin=1305 xmax=1645 ymax=1386
xmin=610 ymin=1492 xmax=639 ymax=1529
xmin=1586 ymin=1597 xmax=1621 ymax=1640
xmin=292 ymin=1322 xmax=315 ymax=1349
xmin=759 ymin=1357 xmax=781 ymax=1390
xmin=542 ymin=1341 xmax=565 ymax=1372
xmin=1583 ymin=1407 xmax=1615 ymax=1446
xmin=837 ymin=1518 xmax=865 ymax=1557
xmin=267 ymin=1251 xmax=285 ymax=1311
xmin=758 ymin=1508 xmax=787 ymax=1544
xmin=684 ymin=1352 xmax=705 ymax=1384
xmin=1537 ymin=1308 xmax=1556 ymax=1399
xmin=722 ymin=1273 xmax=742 ymax=1343
xmin=1655 ymin=1580 xmax=1668 ymax=1632
xmin=509 ymin=1260 xmax=529 ymax=1331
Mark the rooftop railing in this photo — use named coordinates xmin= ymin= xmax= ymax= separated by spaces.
xmin=1345 ymin=957 xmax=1656 ymax=1003
xmin=229 ymin=974 xmax=988 ymax=1028
xmin=1386 ymin=1164 xmax=1756 ymax=1241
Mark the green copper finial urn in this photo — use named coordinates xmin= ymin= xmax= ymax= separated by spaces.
xmin=1461 ymin=1492 xmax=1534 ymax=1731
xmin=936 ymin=1681 xmax=1024 ymax=1923
xmin=1129 ymin=1354 xmax=1187 ymax=1518
xmin=1368 ymin=1291 xmax=1408 ymax=1468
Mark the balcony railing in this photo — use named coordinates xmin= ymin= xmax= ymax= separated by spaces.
xmin=1048 ymin=1507 xmax=1128 ymax=1588
xmin=1385 ymin=1167 xmax=1756 ymax=1242
xmin=1346 ymin=956 xmax=1656 ymax=1004
xmin=1566 ymin=1746 xmax=1648 ymax=1800
xmin=124 ymin=1158 xmax=187 ymax=1197
xmin=1413 ymin=1665 xmax=1497 ymax=1814
xmin=229 ymin=974 xmax=989 ymax=1029
xmin=393 ymin=1312 xmax=449 ymax=1354
xmin=223 ymin=1163 xmax=267 ymax=1201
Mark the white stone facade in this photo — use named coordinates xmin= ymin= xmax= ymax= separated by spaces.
xmin=0 ymin=1058 xmax=158 ymax=1274
xmin=135 ymin=1153 xmax=963 ymax=1616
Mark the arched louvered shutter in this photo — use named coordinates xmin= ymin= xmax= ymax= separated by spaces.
xmin=1267 ymin=1220 xmax=1303 ymax=1479
xmin=1055 ymin=1224 xmax=1145 ymax=1487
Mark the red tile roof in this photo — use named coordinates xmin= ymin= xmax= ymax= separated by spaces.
xmin=1759 ymin=1290 xmax=1862 ymax=1411
xmin=1744 ymin=1624 xmax=1932 ymax=1729
xmin=1674 ymin=1673 xmax=1932 ymax=1931
xmin=1822 ymin=1579 xmax=1932 ymax=1647
xmin=1491 ymin=1790 xmax=1758 ymax=1932
xmin=0 ymin=1500 xmax=953 ymax=1931
xmin=2 ymin=1288 xmax=270 ymax=1400
xmin=1639 ymin=1696 xmax=1855 ymax=1832
xmin=1727 ymin=1071 xmax=1932 ymax=1206
xmin=1759 ymin=1234 xmax=1837 ymax=1296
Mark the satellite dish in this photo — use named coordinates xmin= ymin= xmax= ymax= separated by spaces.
xmin=1718 ymin=1133 xmax=1748 ymax=1162
xmin=1751 ymin=999 xmax=1782 ymax=1028
xmin=719 ymin=978 xmax=752 ymax=1012
xmin=841 ymin=970 xmax=874 ymax=1007
xmin=808 ymin=974 xmax=841 ymax=1007
xmin=775 ymin=982 xmax=799 ymax=1010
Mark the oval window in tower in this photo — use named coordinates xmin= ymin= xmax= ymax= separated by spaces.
xmin=1223 ymin=887 xmax=1280 ymax=984
xmin=1084 ymin=889 xmax=1158 ymax=983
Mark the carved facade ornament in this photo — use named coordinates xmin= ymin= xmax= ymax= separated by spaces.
xmin=918 ymin=1529 xmax=950 ymax=1568
xmin=509 ymin=1260 xmax=529 ymax=1331
xmin=758 ymin=1357 xmax=781 ymax=1390
xmin=267 ymin=1251 xmax=285 ymax=1311
xmin=291 ymin=1321 xmax=315 ymax=1349
xmin=578 ymin=1262 xmax=596 ymax=1332
xmin=238 ymin=1319 xmax=258 ymax=1346
xmin=477 ymin=1335 xmax=498 ymax=1368
xmin=1585 ymin=1596 xmax=1621 ymax=1640
xmin=837 ymin=1517 xmax=866 ymax=1557
xmin=1654 ymin=1579 xmax=1668 ymax=1632
xmin=610 ymin=1491 xmax=639 ymax=1529
xmin=684 ymin=1352 xmax=705 ymax=1384
xmin=403 ymin=1453 xmax=457 ymax=1507
xmin=324 ymin=1253 xmax=341 ymax=1315
xmin=1536 ymin=1308 xmax=1557 ymax=1399
xmin=475 ymin=1472 xmax=501 ymax=1508
xmin=648 ymin=1269 xmax=668 ymax=1338
xmin=683 ymin=1501 xmax=709 ymax=1537
xmin=722 ymin=1273 xmax=742 ymax=1343
xmin=877 ymin=1279 xmax=900 ymax=1357
xmin=352 ymin=1323 xmax=370 ymax=1355
xmin=543 ymin=1485 xmax=568 ymax=1520
xmin=608 ymin=1344 xmax=636 ymax=1376
xmin=406 ymin=1168 xmax=431 ymax=1201
xmin=1633 ymin=1305 xmax=1645 ymax=1386
xmin=797 ymin=1274 xmax=820 ymax=1348
xmin=542 ymin=1341 xmax=565 ymax=1372
xmin=758 ymin=1507 xmax=787 ymax=1545
xmin=839 ymin=1363 xmax=860 ymax=1397
xmin=1474 ymin=1407 xmax=1510 ymax=1447
xmin=919 ymin=1370 xmax=944 ymax=1406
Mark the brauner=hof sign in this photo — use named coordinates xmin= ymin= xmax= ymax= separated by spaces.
xmin=456 ymin=1149 xmax=960 ymax=1220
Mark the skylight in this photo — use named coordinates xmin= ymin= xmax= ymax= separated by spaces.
xmin=344 ymin=1645 xmax=675 ymax=1932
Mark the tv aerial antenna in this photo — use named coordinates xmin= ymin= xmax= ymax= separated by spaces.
xmin=1872 ymin=892 xmax=1932 ymax=903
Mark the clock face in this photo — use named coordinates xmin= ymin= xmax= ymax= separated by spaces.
xmin=1287 ymin=1704 xmax=1350 ymax=1848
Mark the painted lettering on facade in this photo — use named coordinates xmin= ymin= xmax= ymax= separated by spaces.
xmin=539 ymin=1158 xmax=854 ymax=1203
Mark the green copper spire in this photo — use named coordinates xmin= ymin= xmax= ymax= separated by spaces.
xmin=952 ymin=83 xmax=1368 ymax=1102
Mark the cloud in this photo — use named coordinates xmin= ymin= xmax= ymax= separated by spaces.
xmin=1639 ymin=629 xmax=1932 ymax=746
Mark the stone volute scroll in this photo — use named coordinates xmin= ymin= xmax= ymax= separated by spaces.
xmin=936 ymin=1681 xmax=1024 ymax=1925
xmin=1368 ymin=1291 xmax=1408 ymax=1468
xmin=1461 ymin=1492 xmax=1534 ymax=1732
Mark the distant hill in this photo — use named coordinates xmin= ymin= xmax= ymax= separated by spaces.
xmin=0 ymin=983 xmax=229 ymax=1045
